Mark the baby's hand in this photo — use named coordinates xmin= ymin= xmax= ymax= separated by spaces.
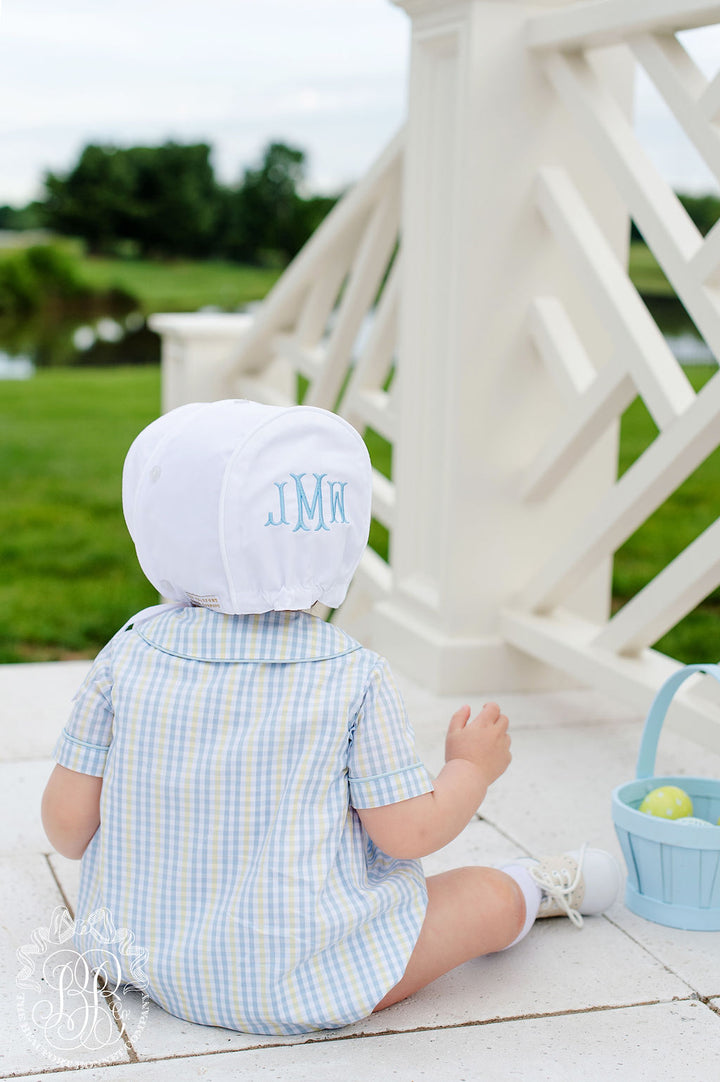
xmin=445 ymin=702 xmax=511 ymax=788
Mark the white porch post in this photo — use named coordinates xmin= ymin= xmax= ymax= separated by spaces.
xmin=149 ymin=314 xmax=254 ymax=413
xmin=372 ymin=0 xmax=633 ymax=691
xmin=149 ymin=313 xmax=296 ymax=413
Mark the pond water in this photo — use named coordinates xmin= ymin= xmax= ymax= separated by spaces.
xmin=0 ymin=299 xmax=160 ymax=376
xmin=0 ymin=295 xmax=716 ymax=378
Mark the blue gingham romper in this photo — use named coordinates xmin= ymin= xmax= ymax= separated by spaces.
xmin=54 ymin=606 xmax=434 ymax=1035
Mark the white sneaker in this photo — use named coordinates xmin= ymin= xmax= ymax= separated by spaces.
xmin=516 ymin=845 xmax=622 ymax=928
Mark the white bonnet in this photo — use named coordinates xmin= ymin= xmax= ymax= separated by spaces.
xmin=122 ymin=400 xmax=372 ymax=614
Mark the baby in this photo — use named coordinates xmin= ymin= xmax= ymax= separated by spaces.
xmin=42 ymin=400 xmax=620 ymax=1036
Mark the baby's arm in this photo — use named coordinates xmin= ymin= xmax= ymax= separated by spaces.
xmin=41 ymin=764 xmax=102 ymax=860
xmin=356 ymin=702 xmax=510 ymax=860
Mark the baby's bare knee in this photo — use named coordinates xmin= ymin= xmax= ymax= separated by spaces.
xmin=480 ymin=868 xmax=526 ymax=944
xmin=456 ymin=867 xmax=526 ymax=948
xmin=425 ymin=867 xmax=527 ymax=958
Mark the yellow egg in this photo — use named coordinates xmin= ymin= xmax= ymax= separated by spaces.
xmin=639 ymin=786 xmax=693 ymax=820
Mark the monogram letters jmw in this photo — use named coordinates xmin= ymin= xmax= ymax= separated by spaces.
xmin=265 ymin=473 xmax=349 ymax=532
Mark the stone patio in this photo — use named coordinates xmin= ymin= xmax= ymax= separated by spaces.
xmin=2 ymin=658 xmax=720 ymax=1079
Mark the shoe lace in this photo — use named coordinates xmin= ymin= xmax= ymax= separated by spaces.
xmin=529 ymin=842 xmax=587 ymax=929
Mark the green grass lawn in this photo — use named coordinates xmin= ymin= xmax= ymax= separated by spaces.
xmin=0 ymin=367 xmax=160 ymax=661
xmin=1 ymin=363 xmax=719 ymax=664
xmin=614 ymin=363 xmax=720 ymax=662
xmin=77 ymin=256 xmax=282 ymax=314
xmin=0 ymin=242 xmax=283 ymax=316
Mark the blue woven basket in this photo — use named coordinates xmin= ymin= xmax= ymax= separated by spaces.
xmin=611 ymin=664 xmax=720 ymax=931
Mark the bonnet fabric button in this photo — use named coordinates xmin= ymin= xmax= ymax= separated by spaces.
xmin=149 ymin=465 xmax=162 ymax=482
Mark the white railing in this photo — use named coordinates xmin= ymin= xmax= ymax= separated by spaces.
xmin=500 ymin=1 xmax=720 ymax=749
xmin=152 ymin=0 xmax=720 ymax=751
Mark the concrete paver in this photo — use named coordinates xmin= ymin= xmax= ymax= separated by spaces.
xmin=0 ymin=661 xmax=89 ymax=761
xmin=1 ymin=759 xmax=55 ymax=854
xmin=607 ymin=904 xmax=720 ymax=999
xmin=9 ymin=1000 xmax=720 ymax=1081
xmin=0 ymin=854 xmax=129 ymax=1076
xmin=121 ymin=917 xmax=692 ymax=1061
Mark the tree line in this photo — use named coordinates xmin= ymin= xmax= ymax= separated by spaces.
xmin=1 ymin=141 xmax=718 ymax=266
xmin=0 ymin=141 xmax=338 ymax=266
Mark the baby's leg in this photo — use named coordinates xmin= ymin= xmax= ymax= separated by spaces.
xmin=373 ymin=867 xmax=526 ymax=1012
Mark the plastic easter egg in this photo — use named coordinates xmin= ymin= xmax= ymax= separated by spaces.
xmin=639 ymin=786 xmax=693 ymax=820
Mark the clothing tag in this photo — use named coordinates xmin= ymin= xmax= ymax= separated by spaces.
xmin=185 ymin=592 xmax=221 ymax=610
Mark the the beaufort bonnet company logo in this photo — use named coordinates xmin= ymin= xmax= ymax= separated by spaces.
xmin=265 ymin=472 xmax=349 ymax=532
xmin=16 ymin=906 xmax=149 ymax=1067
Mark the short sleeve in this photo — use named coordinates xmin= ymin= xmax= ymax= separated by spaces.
xmin=347 ymin=657 xmax=434 ymax=809
xmin=53 ymin=641 xmax=115 ymax=777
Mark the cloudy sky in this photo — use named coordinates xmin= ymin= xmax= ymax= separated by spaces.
xmin=0 ymin=0 xmax=409 ymax=204
xmin=1 ymin=1 xmax=719 ymax=207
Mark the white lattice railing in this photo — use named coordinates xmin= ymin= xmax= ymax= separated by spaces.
xmin=502 ymin=0 xmax=720 ymax=747
xmin=151 ymin=0 xmax=720 ymax=751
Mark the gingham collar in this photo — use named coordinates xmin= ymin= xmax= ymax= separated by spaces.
xmin=128 ymin=605 xmax=361 ymax=663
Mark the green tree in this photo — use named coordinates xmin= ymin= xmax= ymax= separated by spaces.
xmin=121 ymin=143 xmax=220 ymax=258
xmin=43 ymin=145 xmax=138 ymax=254
xmin=634 ymin=193 xmax=720 ymax=243
xmin=221 ymin=142 xmax=337 ymax=265
xmin=0 ymin=245 xmax=86 ymax=315
xmin=42 ymin=142 xmax=221 ymax=257
xmin=0 ymin=203 xmax=44 ymax=230
xmin=677 ymin=192 xmax=720 ymax=236
xmin=39 ymin=138 xmax=336 ymax=264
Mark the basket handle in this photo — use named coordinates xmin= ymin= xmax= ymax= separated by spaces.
xmin=636 ymin=663 xmax=720 ymax=779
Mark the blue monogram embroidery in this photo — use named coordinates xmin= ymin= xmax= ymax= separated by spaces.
xmin=264 ymin=482 xmax=289 ymax=526
xmin=265 ymin=474 xmax=350 ymax=531
xmin=328 ymin=481 xmax=348 ymax=524
xmin=292 ymin=473 xmax=328 ymax=532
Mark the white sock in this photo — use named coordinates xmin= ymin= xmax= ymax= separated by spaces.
xmin=499 ymin=864 xmax=542 ymax=950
